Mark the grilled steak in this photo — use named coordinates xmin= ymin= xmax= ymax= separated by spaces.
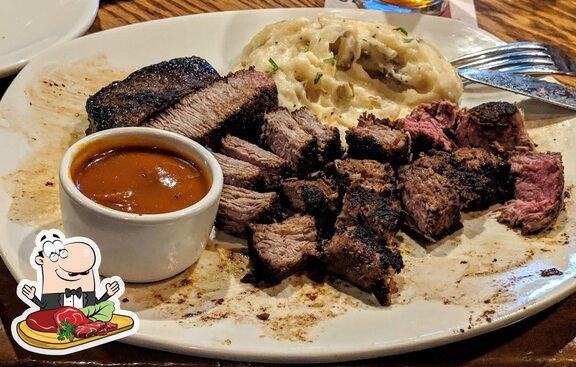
xmin=212 ymin=152 xmax=263 ymax=191
xmin=281 ymin=177 xmax=340 ymax=216
xmin=86 ymin=57 xmax=221 ymax=134
xmin=146 ymin=68 xmax=277 ymax=145
xmin=247 ymin=215 xmax=319 ymax=283
xmin=346 ymin=113 xmax=410 ymax=165
xmin=323 ymin=225 xmax=404 ymax=306
xmin=220 ymin=135 xmax=287 ymax=189
xmin=333 ymin=159 xmax=397 ymax=187
xmin=216 ymin=185 xmax=282 ymax=236
xmin=291 ymin=107 xmax=343 ymax=164
xmin=455 ymin=101 xmax=535 ymax=153
xmin=336 ymin=177 xmax=402 ymax=244
xmin=393 ymin=101 xmax=457 ymax=153
xmin=262 ymin=108 xmax=318 ymax=175
xmin=412 ymin=148 xmax=512 ymax=210
xmin=499 ymin=152 xmax=564 ymax=234
xmin=399 ymin=165 xmax=462 ymax=241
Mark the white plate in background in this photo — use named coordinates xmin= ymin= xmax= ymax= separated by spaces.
xmin=0 ymin=0 xmax=99 ymax=77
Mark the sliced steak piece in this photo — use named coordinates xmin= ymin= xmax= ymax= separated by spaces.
xmin=399 ymin=165 xmax=462 ymax=242
xmin=220 ymin=135 xmax=287 ymax=190
xmin=392 ymin=101 xmax=457 ymax=153
xmin=333 ymin=159 xmax=396 ymax=187
xmin=281 ymin=177 xmax=340 ymax=216
xmin=86 ymin=56 xmax=221 ymax=134
xmin=216 ymin=185 xmax=282 ymax=237
xmin=146 ymin=68 xmax=277 ymax=146
xmin=499 ymin=152 xmax=564 ymax=234
xmin=291 ymin=107 xmax=343 ymax=163
xmin=412 ymin=147 xmax=512 ymax=210
xmin=247 ymin=215 xmax=319 ymax=283
xmin=346 ymin=113 xmax=410 ymax=165
xmin=336 ymin=178 xmax=402 ymax=244
xmin=262 ymin=108 xmax=318 ymax=175
xmin=212 ymin=152 xmax=263 ymax=191
xmin=323 ymin=225 xmax=404 ymax=306
xmin=455 ymin=101 xmax=535 ymax=153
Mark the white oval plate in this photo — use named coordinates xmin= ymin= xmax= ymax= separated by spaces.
xmin=1 ymin=8 xmax=575 ymax=363
xmin=0 ymin=0 xmax=99 ymax=77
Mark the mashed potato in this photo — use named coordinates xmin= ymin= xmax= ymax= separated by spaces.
xmin=237 ymin=15 xmax=463 ymax=130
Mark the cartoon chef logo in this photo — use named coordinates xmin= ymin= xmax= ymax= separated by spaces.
xmin=11 ymin=229 xmax=139 ymax=355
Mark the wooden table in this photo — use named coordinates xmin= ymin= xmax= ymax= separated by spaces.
xmin=1 ymin=1 xmax=575 ymax=366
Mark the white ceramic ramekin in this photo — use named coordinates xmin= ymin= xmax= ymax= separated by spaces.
xmin=59 ymin=127 xmax=223 ymax=283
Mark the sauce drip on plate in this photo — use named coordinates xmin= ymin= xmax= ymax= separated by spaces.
xmin=72 ymin=146 xmax=210 ymax=214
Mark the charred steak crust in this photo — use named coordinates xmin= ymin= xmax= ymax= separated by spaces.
xmin=347 ymin=113 xmax=411 ymax=165
xmin=333 ymin=159 xmax=397 ymax=187
xmin=146 ymin=68 xmax=278 ymax=146
xmin=455 ymin=101 xmax=535 ymax=153
xmin=281 ymin=177 xmax=340 ymax=216
xmin=412 ymin=148 xmax=512 ymax=211
xmin=499 ymin=152 xmax=564 ymax=234
xmin=291 ymin=108 xmax=343 ymax=163
xmin=399 ymin=165 xmax=462 ymax=242
xmin=212 ymin=152 xmax=263 ymax=191
xmin=323 ymin=225 xmax=403 ymax=306
xmin=216 ymin=185 xmax=282 ymax=237
xmin=220 ymin=135 xmax=287 ymax=190
xmin=247 ymin=215 xmax=319 ymax=283
xmin=86 ymin=56 xmax=220 ymax=134
xmin=262 ymin=108 xmax=318 ymax=176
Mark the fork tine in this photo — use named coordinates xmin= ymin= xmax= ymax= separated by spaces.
xmin=454 ymin=50 xmax=552 ymax=68
xmin=495 ymin=65 xmax=561 ymax=75
xmin=449 ymin=41 xmax=547 ymax=64
xmin=463 ymin=57 xmax=555 ymax=71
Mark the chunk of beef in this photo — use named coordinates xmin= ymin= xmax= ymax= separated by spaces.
xmin=323 ymin=226 xmax=404 ymax=306
xmin=336 ymin=178 xmax=402 ymax=244
xmin=392 ymin=101 xmax=457 ymax=153
xmin=262 ymin=108 xmax=318 ymax=175
xmin=146 ymin=69 xmax=277 ymax=146
xmin=281 ymin=177 xmax=340 ymax=215
xmin=412 ymin=147 xmax=512 ymax=210
xmin=247 ymin=215 xmax=319 ymax=283
xmin=455 ymin=101 xmax=535 ymax=153
xmin=399 ymin=165 xmax=462 ymax=242
xmin=346 ymin=113 xmax=411 ymax=165
xmin=216 ymin=185 xmax=282 ymax=237
xmin=333 ymin=159 xmax=396 ymax=187
xmin=220 ymin=135 xmax=287 ymax=189
xmin=212 ymin=152 xmax=263 ymax=191
xmin=86 ymin=57 xmax=221 ymax=134
xmin=499 ymin=152 xmax=564 ymax=234
xmin=291 ymin=107 xmax=343 ymax=163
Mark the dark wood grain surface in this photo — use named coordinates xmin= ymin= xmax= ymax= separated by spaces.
xmin=1 ymin=1 xmax=576 ymax=366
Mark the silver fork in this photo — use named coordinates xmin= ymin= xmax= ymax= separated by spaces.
xmin=450 ymin=41 xmax=576 ymax=77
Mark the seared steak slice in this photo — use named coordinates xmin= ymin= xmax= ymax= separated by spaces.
xmin=346 ymin=113 xmax=410 ymax=165
xmin=336 ymin=178 xmax=402 ymax=244
xmin=216 ymin=185 xmax=282 ymax=237
xmin=323 ymin=226 xmax=403 ymax=306
xmin=499 ymin=152 xmax=564 ymax=234
xmin=212 ymin=152 xmax=263 ymax=191
xmin=86 ymin=57 xmax=220 ymax=134
xmin=146 ymin=69 xmax=277 ymax=145
xmin=281 ymin=177 xmax=340 ymax=215
xmin=392 ymin=101 xmax=457 ymax=153
xmin=247 ymin=215 xmax=319 ymax=283
xmin=413 ymin=148 xmax=512 ymax=210
xmin=262 ymin=108 xmax=318 ymax=175
xmin=455 ymin=101 xmax=535 ymax=153
xmin=291 ymin=108 xmax=343 ymax=163
xmin=399 ymin=165 xmax=462 ymax=241
xmin=220 ymin=135 xmax=287 ymax=190
xmin=333 ymin=159 xmax=396 ymax=187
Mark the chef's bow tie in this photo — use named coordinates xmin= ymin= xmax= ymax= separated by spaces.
xmin=65 ymin=287 xmax=82 ymax=298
